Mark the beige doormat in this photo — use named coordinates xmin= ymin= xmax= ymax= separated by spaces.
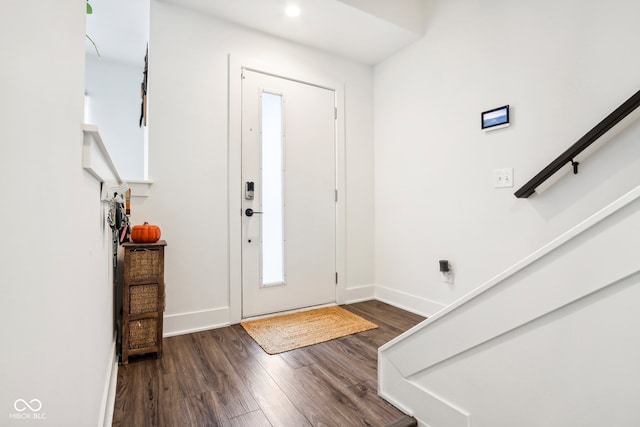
xmin=241 ymin=306 xmax=378 ymax=354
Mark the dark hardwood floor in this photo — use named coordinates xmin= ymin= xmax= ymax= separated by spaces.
xmin=112 ymin=300 xmax=425 ymax=427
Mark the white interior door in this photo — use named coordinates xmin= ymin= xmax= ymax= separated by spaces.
xmin=241 ymin=69 xmax=337 ymax=318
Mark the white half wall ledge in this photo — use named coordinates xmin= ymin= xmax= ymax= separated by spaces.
xmin=83 ymin=124 xmax=153 ymax=198
xmin=82 ymin=123 xmax=123 ymax=184
xmin=126 ymin=179 xmax=154 ymax=197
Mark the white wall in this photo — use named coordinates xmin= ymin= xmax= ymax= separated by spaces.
xmin=374 ymin=0 xmax=640 ymax=312
xmin=85 ymin=54 xmax=146 ymax=180
xmin=131 ymin=1 xmax=374 ymax=333
xmin=0 ymin=0 xmax=116 ymax=425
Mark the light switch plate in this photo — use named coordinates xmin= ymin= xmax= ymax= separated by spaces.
xmin=494 ymin=168 xmax=514 ymax=188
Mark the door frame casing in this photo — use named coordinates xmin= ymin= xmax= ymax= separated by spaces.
xmin=228 ymin=55 xmax=347 ymax=323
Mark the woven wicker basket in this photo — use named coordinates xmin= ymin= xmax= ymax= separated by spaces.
xmin=129 ymin=284 xmax=159 ymax=314
xmin=128 ymin=249 xmax=160 ymax=281
xmin=128 ymin=318 xmax=158 ymax=349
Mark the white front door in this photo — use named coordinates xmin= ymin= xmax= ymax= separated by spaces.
xmin=241 ymin=69 xmax=337 ymax=318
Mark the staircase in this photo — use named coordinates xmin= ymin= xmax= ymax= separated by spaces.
xmin=378 ymin=185 xmax=640 ymax=427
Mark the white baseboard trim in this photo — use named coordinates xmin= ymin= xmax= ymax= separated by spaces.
xmin=161 ymin=290 xmax=438 ymax=337
xmin=344 ymin=285 xmax=376 ymax=303
xmin=163 ymin=307 xmax=231 ymax=337
xmin=375 ymin=285 xmax=446 ymax=317
xmin=99 ymin=334 xmax=118 ymax=427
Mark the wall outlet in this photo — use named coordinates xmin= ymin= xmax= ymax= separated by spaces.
xmin=493 ymin=168 xmax=514 ymax=188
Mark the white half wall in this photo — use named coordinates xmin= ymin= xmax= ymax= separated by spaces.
xmin=130 ymin=1 xmax=374 ymax=332
xmin=0 ymin=1 xmax=116 ymax=425
xmin=374 ymin=0 xmax=640 ymax=308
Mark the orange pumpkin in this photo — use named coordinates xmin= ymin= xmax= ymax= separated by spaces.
xmin=131 ymin=222 xmax=161 ymax=243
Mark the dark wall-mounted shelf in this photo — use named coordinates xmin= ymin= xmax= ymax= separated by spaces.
xmin=515 ymin=90 xmax=640 ymax=198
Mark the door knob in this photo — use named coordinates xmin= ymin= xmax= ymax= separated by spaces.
xmin=245 ymin=208 xmax=263 ymax=217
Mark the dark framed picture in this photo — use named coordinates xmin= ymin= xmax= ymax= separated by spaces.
xmin=481 ymin=105 xmax=510 ymax=130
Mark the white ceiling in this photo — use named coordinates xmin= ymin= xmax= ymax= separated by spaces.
xmin=85 ymin=0 xmax=427 ymax=66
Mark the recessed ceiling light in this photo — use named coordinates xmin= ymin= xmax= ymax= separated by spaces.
xmin=285 ymin=5 xmax=301 ymax=17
